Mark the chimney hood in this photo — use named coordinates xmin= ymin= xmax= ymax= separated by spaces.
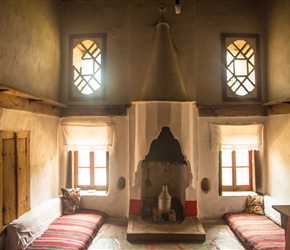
xmin=139 ymin=3 xmax=188 ymax=101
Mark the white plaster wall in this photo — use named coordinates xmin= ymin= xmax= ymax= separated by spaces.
xmin=0 ymin=108 xmax=60 ymax=208
xmin=266 ymin=114 xmax=290 ymax=203
xmin=66 ymin=116 xmax=130 ymax=219
xmin=197 ymin=116 xmax=267 ymax=219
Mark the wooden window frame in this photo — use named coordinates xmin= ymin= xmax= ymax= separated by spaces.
xmin=73 ymin=150 xmax=109 ymax=191
xmin=221 ymin=33 xmax=261 ymax=102
xmin=68 ymin=33 xmax=107 ymax=102
xmin=220 ymin=149 xmax=256 ymax=192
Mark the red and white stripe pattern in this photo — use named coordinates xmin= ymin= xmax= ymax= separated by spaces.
xmin=224 ymin=212 xmax=285 ymax=250
xmin=26 ymin=210 xmax=106 ymax=250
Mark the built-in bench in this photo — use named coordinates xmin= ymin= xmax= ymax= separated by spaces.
xmin=5 ymin=189 xmax=106 ymax=249
xmin=224 ymin=195 xmax=286 ymax=250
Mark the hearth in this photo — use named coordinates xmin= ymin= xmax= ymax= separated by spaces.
xmin=140 ymin=126 xmax=188 ymax=222
xmin=127 ymin=2 xmax=204 ymax=241
xmin=127 ymin=122 xmax=205 ymax=241
xmin=127 ymin=215 xmax=206 ymax=242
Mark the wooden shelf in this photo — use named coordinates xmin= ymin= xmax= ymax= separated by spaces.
xmin=0 ymin=84 xmax=66 ymax=108
xmin=263 ymin=98 xmax=290 ymax=115
xmin=0 ymin=84 xmax=66 ymax=116
xmin=263 ymin=98 xmax=290 ymax=107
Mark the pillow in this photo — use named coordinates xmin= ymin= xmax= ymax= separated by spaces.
xmin=61 ymin=188 xmax=81 ymax=215
xmin=245 ymin=195 xmax=264 ymax=215
xmin=5 ymin=198 xmax=62 ymax=249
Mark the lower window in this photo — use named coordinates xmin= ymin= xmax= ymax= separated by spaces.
xmin=220 ymin=146 xmax=256 ymax=192
xmin=73 ymin=148 xmax=108 ymax=191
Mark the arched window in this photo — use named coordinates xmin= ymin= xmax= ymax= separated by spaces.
xmin=222 ymin=34 xmax=261 ymax=102
xmin=69 ymin=34 xmax=106 ymax=101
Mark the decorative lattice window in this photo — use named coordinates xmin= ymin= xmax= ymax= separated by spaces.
xmin=69 ymin=34 xmax=106 ymax=101
xmin=221 ymin=34 xmax=261 ymax=102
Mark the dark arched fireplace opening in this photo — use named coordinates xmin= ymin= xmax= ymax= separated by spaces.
xmin=141 ymin=126 xmax=187 ymax=224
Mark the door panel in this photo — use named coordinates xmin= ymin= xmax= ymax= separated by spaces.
xmin=16 ymin=131 xmax=30 ymax=217
xmin=2 ymin=132 xmax=17 ymax=225
xmin=0 ymin=131 xmax=30 ymax=229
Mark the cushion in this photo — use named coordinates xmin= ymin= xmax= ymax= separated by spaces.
xmin=5 ymin=198 xmax=62 ymax=250
xmin=26 ymin=209 xmax=107 ymax=249
xmin=61 ymin=188 xmax=81 ymax=215
xmin=224 ymin=212 xmax=285 ymax=250
xmin=245 ymin=195 xmax=264 ymax=215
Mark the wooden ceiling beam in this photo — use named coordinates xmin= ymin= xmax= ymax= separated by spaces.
xmin=197 ymin=105 xmax=267 ymax=117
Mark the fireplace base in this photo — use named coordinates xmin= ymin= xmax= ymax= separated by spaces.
xmin=127 ymin=215 xmax=206 ymax=241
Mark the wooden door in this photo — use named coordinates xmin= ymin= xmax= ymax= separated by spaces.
xmin=0 ymin=131 xmax=30 ymax=230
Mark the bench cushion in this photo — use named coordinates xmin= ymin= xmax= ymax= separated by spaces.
xmin=6 ymin=198 xmax=62 ymax=250
xmin=26 ymin=209 xmax=106 ymax=250
xmin=224 ymin=212 xmax=285 ymax=250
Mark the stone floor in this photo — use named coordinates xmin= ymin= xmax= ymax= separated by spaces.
xmin=88 ymin=217 xmax=246 ymax=250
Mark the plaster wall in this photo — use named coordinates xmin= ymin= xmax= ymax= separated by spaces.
xmin=197 ymin=115 xmax=267 ymax=219
xmin=195 ymin=0 xmax=265 ymax=105
xmin=266 ymin=114 xmax=290 ymax=203
xmin=60 ymin=0 xmax=195 ymax=105
xmin=0 ymin=108 xmax=60 ymax=208
xmin=0 ymin=1 xmax=61 ymax=101
xmin=60 ymin=0 xmax=264 ymax=106
xmin=266 ymin=1 xmax=290 ymax=101
xmin=61 ymin=1 xmax=131 ymax=105
xmin=2 ymin=0 xmax=290 ymax=222
xmin=59 ymin=116 xmax=129 ymax=218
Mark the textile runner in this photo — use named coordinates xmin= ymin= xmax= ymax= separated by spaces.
xmin=26 ymin=209 xmax=106 ymax=250
xmin=224 ymin=212 xmax=285 ymax=250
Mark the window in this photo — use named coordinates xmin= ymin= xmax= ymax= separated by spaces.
xmin=209 ymin=123 xmax=263 ymax=195
xmin=69 ymin=34 xmax=106 ymax=101
xmin=62 ymin=123 xmax=113 ymax=192
xmin=74 ymin=149 xmax=108 ymax=191
xmin=221 ymin=33 xmax=261 ymax=102
xmin=220 ymin=146 xmax=255 ymax=191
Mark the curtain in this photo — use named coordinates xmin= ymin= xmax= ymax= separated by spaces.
xmin=209 ymin=123 xmax=263 ymax=151
xmin=62 ymin=124 xmax=114 ymax=151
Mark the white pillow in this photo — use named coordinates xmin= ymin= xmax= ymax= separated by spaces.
xmin=6 ymin=197 xmax=62 ymax=249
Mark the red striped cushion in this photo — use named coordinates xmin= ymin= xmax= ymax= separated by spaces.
xmin=224 ymin=212 xmax=285 ymax=250
xmin=26 ymin=209 xmax=106 ymax=250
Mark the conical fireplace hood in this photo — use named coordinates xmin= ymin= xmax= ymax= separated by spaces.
xmin=139 ymin=3 xmax=188 ymax=101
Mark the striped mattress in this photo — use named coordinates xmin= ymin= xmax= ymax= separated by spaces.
xmin=26 ymin=209 xmax=106 ymax=250
xmin=224 ymin=212 xmax=285 ymax=250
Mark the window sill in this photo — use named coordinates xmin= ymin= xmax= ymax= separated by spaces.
xmin=222 ymin=191 xmax=258 ymax=197
xmin=80 ymin=190 xmax=107 ymax=196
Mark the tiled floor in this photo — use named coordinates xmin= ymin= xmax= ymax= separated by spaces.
xmin=88 ymin=218 xmax=246 ymax=250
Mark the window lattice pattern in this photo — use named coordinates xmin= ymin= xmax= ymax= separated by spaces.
xmin=73 ymin=40 xmax=102 ymax=95
xmin=226 ymin=40 xmax=255 ymax=96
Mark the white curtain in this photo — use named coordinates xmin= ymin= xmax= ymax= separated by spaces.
xmin=62 ymin=124 xmax=114 ymax=151
xmin=209 ymin=123 xmax=264 ymax=151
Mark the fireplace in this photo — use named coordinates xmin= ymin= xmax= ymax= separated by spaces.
xmin=128 ymin=101 xmax=198 ymax=216
xmin=126 ymin=3 xmax=205 ymax=241
xmin=126 ymin=101 xmax=205 ymax=241
xmin=141 ymin=126 xmax=188 ymax=223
